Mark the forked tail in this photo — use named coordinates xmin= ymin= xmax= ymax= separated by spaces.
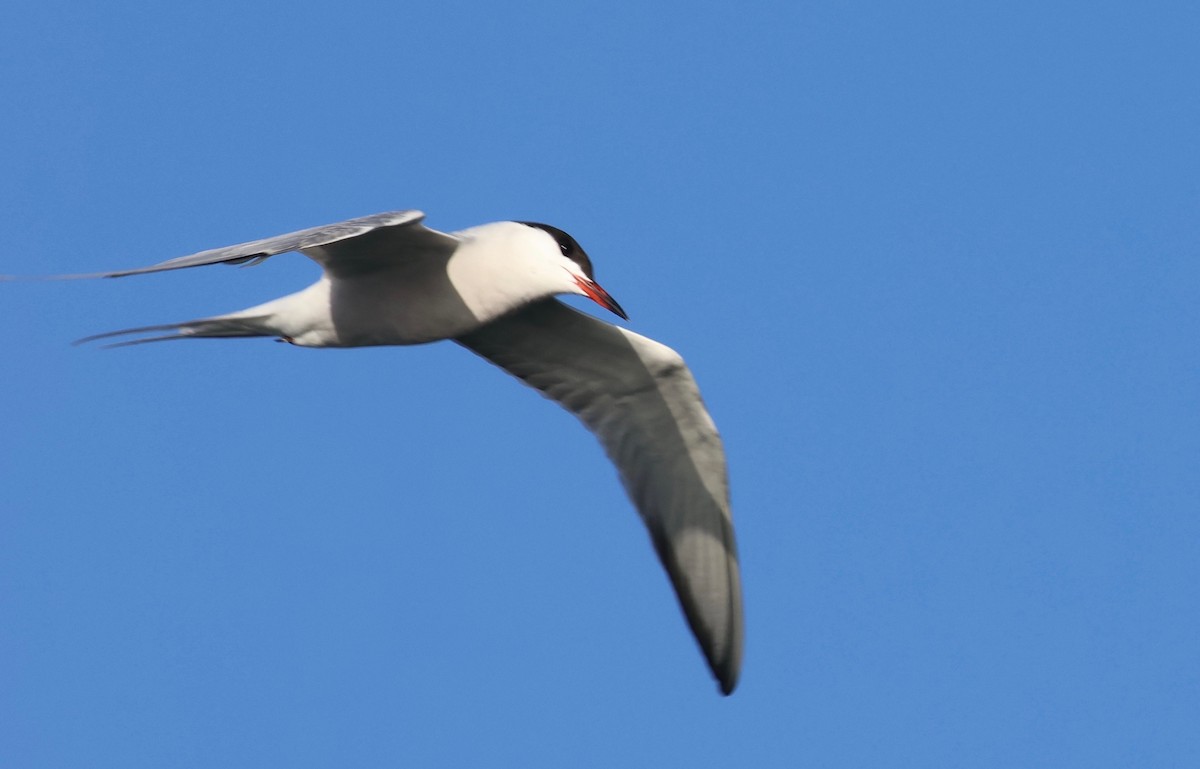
xmin=74 ymin=315 xmax=276 ymax=348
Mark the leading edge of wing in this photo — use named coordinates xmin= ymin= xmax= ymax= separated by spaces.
xmin=23 ymin=210 xmax=436 ymax=280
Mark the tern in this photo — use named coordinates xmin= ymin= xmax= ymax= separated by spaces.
xmin=39 ymin=210 xmax=744 ymax=694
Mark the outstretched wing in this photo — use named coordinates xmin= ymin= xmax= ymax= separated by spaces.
xmin=38 ymin=210 xmax=459 ymax=279
xmin=456 ymin=299 xmax=744 ymax=695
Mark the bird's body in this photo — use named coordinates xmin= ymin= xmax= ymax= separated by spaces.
xmin=45 ymin=210 xmax=744 ymax=694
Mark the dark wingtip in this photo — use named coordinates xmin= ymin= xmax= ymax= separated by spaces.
xmin=711 ymin=647 xmax=741 ymax=695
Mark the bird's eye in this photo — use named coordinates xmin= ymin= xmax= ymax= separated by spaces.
xmin=519 ymin=221 xmax=579 ymax=260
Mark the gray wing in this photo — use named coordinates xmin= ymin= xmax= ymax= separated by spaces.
xmin=456 ymin=299 xmax=744 ymax=695
xmin=57 ymin=210 xmax=458 ymax=279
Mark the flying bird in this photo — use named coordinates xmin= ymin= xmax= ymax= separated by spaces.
xmin=47 ymin=210 xmax=744 ymax=694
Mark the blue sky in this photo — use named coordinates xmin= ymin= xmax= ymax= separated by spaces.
xmin=2 ymin=1 xmax=1198 ymax=766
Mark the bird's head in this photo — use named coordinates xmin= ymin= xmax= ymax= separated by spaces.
xmin=519 ymin=221 xmax=628 ymax=320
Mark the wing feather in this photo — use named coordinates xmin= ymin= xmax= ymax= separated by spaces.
xmin=42 ymin=210 xmax=458 ymax=279
xmin=457 ymin=299 xmax=744 ymax=694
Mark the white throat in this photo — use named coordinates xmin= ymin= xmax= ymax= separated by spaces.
xmin=445 ymin=221 xmax=577 ymax=324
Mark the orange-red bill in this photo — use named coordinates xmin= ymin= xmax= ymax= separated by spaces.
xmin=574 ymin=275 xmax=628 ymax=320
